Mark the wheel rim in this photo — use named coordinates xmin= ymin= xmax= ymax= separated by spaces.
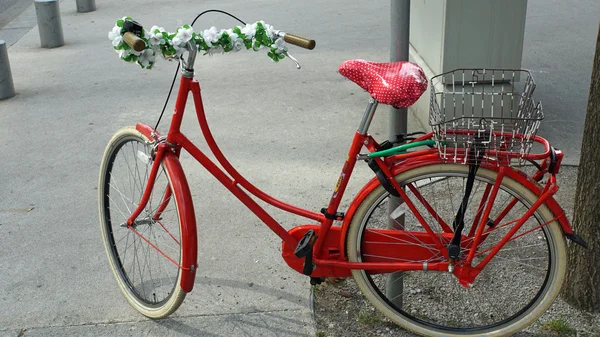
xmin=353 ymin=169 xmax=557 ymax=332
xmin=101 ymin=135 xmax=182 ymax=307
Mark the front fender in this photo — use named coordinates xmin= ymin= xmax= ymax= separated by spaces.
xmin=339 ymin=156 xmax=573 ymax=260
xmin=136 ymin=122 xmax=160 ymax=140
xmin=162 ymin=151 xmax=198 ymax=292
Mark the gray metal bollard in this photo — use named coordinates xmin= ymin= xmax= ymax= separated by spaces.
xmin=34 ymin=0 xmax=65 ymax=48
xmin=76 ymin=0 xmax=96 ymax=13
xmin=386 ymin=0 xmax=411 ymax=309
xmin=0 ymin=40 xmax=16 ymax=100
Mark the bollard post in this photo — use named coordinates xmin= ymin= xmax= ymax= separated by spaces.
xmin=34 ymin=0 xmax=65 ymax=48
xmin=76 ymin=0 xmax=96 ymax=13
xmin=0 ymin=40 xmax=16 ymax=100
xmin=386 ymin=0 xmax=411 ymax=309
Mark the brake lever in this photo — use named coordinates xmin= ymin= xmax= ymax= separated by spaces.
xmin=284 ymin=51 xmax=301 ymax=70
xmin=273 ymin=30 xmax=302 ymax=70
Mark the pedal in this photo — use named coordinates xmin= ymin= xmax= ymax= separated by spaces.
xmin=294 ymin=229 xmax=316 ymax=258
xmin=294 ymin=230 xmax=317 ymax=276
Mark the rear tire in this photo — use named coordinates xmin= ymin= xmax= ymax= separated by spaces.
xmin=346 ymin=164 xmax=567 ymax=336
xmin=98 ymin=126 xmax=187 ymax=318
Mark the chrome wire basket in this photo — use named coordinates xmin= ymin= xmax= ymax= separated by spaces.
xmin=429 ymin=69 xmax=543 ymax=166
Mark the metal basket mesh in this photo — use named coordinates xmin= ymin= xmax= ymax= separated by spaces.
xmin=429 ymin=69 xmax=543 ymax=166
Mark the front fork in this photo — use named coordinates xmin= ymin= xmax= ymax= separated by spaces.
xmin=126 ymin=141 xmax=178 ymax=226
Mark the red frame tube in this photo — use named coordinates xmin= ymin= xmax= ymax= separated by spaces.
xmin=475 ymin=184 xmax=559 ymax=270
xmin=465 ymin=167 xmax=505 ymax=264
xmin=406 ymin=183 xmax=453 ymax=234
xmin=126 ymin=146 xmax=165 ymax=226
xmin=469 ymin=183 xmax=492 ymax=237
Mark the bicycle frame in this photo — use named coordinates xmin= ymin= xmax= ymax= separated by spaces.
xmin=126 ymin=72 xmax=577 ymax=290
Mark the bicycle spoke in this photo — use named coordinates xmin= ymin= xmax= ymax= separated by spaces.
xmin=107 ymin=194 xmax=129 ymax=221
xmin=108 ymin=182 xmax=137 ymax=212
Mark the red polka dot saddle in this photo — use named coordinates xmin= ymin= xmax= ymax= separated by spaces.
xmin=338 ymin=59 xmax=428 ymax=108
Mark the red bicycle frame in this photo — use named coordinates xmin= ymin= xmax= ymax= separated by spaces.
xmin=127 ymin=74 xmax=576 ymax=291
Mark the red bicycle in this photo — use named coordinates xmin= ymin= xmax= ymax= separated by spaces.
xmin=99 ymin=15 xmax=586 ymax=337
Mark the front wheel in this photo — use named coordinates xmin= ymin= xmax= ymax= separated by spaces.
xmin=98 ymin=126 xmax=189 ymax=318
xmin=346 ymin=164 xmax=567 ymax=336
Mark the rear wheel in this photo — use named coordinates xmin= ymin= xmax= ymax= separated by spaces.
xmin=99 ymin=126 xmax=186 ymax=318
xmin=346 ymin=164 xmax=567 ymax=336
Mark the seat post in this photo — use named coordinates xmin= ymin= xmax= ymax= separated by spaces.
xmin=357 ymin=98 xmax=379 ymax=135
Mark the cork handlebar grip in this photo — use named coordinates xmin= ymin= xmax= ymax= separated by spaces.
xmin=283 ymin=33 xmax=316 ymax=50
xmin=123 ymin=32 xmax=146 ymax=52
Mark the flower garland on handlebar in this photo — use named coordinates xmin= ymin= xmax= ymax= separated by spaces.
xmin=108 ymin=17 xmax=288 ymax=69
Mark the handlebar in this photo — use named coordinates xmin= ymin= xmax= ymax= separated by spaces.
xmin=123 ymin=32 xmax=146 ymax=52
xmin=122 ymin=30 xmax=316 ymax=53
xmin=117 ymin=18 xmax=315 ymax=71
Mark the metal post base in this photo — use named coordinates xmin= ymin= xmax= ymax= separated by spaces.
xmin=0 ymin=40 xmax=15 ymax=100
xmin=35 ymin=0 xmax=65 ymax=48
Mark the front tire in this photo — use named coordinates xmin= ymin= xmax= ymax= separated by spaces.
xmin=98 ymin=126 xmax=187 ymax=318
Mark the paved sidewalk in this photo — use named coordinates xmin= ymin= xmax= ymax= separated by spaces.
xmin=0 ymin=0 xmax=596 ymax=336
xmin=0 ymin=1 xmax=398 ymax=336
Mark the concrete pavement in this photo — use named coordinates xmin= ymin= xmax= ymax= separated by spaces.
xmin=0 ymin=0 xmax=399 ymax=336
xmin=0 ymin=0 xmax=33 ymax=28
xmin=0 ymin=0 xmax=596 ymax=336
xmin=0 ymin=0 xmax=35 ymax=47
xmin=521 ymin=0 xmax=600 ymax=165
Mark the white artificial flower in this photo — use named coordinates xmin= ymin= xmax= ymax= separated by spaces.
xmin=147 ymin=26 xmax=166 ymax=47
xmin=175 ymin=26 xmax=194 ymax=43
xmin=271 ymin=38 xmax=287 ymax=54
xmin=263 ymin=22 xmax=276 ymax=38
xmin=149 ymin=34 xmax=165 ymax=47
xmin=202 ymin=26 xmax=219 ymax=47
xmin=225 ymin=30 xmax=243 ymax=51
xmin=231 ymin=35 xmax=244 ymax=52
xmin=117 ymin=47 xmax=142 ymax=59
xmin=108 ymin=26 xmax=121 ymax=40
xmin=117 ymin=48 xmax=131 ymax=59
xmin=138 ymin=49 xmax=155 ymax=67
xmin=112 ymin=35 xmax=123 ymax=47
xmin=108 ymin=26 xmax=122 ymax=47
xmin=241 ymin=23 xmax=257 ymax=39
xmin=150 ymin=25 xmax=165 ymax=34
xmin=207 ymin=45 xmax=224 ymax=56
